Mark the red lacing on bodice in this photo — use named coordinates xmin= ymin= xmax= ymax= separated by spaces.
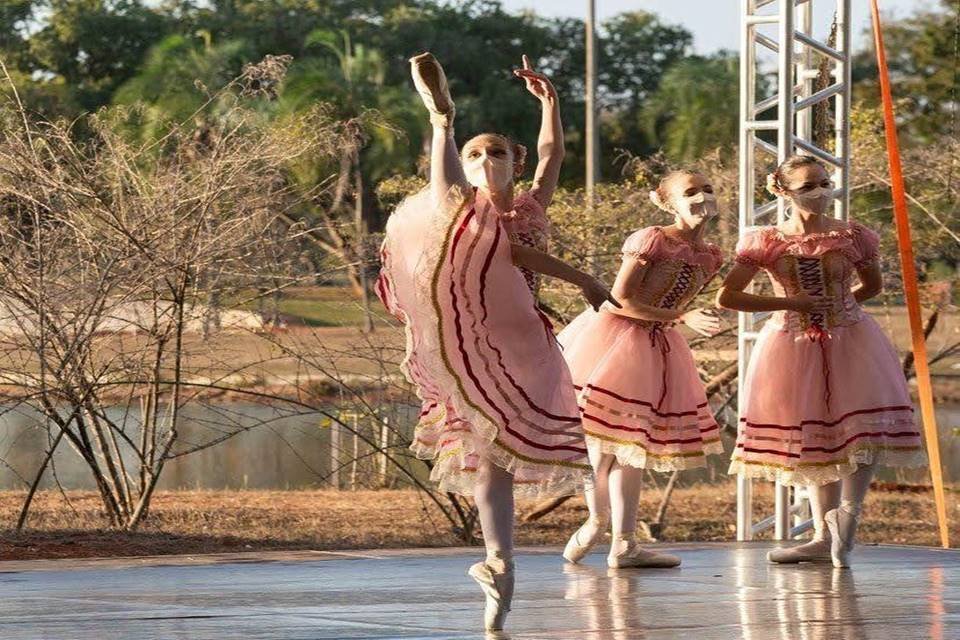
xmin=646 ymin=262 xmax=700 ymax=412
xmin=795 ymin=256 xmax=833 ymax=415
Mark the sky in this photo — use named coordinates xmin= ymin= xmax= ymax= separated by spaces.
xmin=500 ymin=0 xmax=936 ymax=54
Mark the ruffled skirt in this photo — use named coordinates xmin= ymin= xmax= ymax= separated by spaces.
xmin=729 ymin=315 xmax=926 ymax=486
xmin=558 ymin=309 xmax=723 ymax=471
xmin=376 ymin=188 xmax=589 ymax=497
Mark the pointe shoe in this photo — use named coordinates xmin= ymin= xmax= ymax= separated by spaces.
xmin=409 ymin=52 xmax=455 ymax=128
xmin=607 ymin=535 xmax=681 ymax=569
xmin=468 ymin=560 xmax=515 ymax=631
xmin=767 ymin=538 xmax=832 ymax=564
xmin=562 ymin=517 xmax=605 ymax=564
xmin=825 ymin=507 xmax=858 ymax=568
xmin=767 ymin=521 xmax=832 ymax=564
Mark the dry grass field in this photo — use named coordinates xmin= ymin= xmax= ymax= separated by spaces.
xmin=1 ymin=483 xmax=956 ymax=561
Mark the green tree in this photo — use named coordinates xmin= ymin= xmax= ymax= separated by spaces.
xmin=852 ymin=0 xmax=960 ymax=142
xmin=26 ymin=0 xmax=174 ymax=110
xmin=641 ymin=53 xmax=740 ymax=162
xmin=112 ymin=33 xmax=255 ymax=141
xmin=600 ymin=11 xmax=692 ymax=160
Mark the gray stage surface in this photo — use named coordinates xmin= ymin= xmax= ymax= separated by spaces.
xmin=0 ymin=543 xmax=956 ymax=639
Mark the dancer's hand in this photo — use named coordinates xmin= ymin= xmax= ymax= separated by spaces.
xmin=786 ymin=293 xmax=834 ymax=314
xmin=680 ymin=308 xmax=721 ymax=336
xmin=579 ymin=275 xmax=620 ymax=312
xmin=514 ymin=54 xmax=557 ymax=104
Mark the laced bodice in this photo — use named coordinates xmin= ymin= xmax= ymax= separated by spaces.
xmin=619 ymin=226 xmax=723 ymax=325
xmin=735 ymin=222 xmax=881 ymax=332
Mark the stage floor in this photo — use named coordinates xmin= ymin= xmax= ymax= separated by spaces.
xmin=0 ymin=542 xmax=956 ymax=639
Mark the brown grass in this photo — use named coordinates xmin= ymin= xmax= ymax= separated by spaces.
xmin=1 ymin=483 xmax=956 ymax=561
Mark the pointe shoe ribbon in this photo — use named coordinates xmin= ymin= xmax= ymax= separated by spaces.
xmin=562 ymin=517 xmax=605 ymax=564
xmin=410 ymin=52 xmax=455 ymax=129
xmin=468 ymin=561 xmax=515 ymax=631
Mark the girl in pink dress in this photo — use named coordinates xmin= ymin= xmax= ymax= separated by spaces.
xmin=718 ymin=155 xmax=926 ymax=568
xmin=377 ymin=53 xmax=614 ymax=631
xmin=558 ymin=170 xmax=725 ymax=569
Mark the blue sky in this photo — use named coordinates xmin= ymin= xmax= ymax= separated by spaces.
xmin=500 ymin=0 xmax=933 ymax=54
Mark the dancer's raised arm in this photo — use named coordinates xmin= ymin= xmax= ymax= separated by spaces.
xmin=409 ymin=53 xmax=469 ymax=201
xmin=514 ymin=55 xmax=563 ymax=208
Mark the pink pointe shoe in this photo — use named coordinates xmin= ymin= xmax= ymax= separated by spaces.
xmin=409 ymin=52 xmax=455 ymax=128
xmin=562 ymin=516 xmax=605 ymax=564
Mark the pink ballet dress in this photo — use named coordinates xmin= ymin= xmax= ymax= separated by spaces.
xmin=728 ymin=223 xmax=926 ymax=486
xmin=498 ymin=190 xmax=550 ymax=293
xmin=558 ymin=226 xmax=725 ymax=471
xmin=376 ymin=187 xmax=588 ymax=497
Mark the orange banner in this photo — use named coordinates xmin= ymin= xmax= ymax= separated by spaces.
xmin=870 ymin=0 xmax=950 ymax=548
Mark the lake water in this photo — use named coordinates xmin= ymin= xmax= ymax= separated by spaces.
xmin=0 ymin=402 xmax=956 ymax=491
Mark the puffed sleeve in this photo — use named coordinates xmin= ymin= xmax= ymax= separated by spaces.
xmin=621 ymin=226 xmax=662 ymax=263
xmin=734 ymin=229 xmax=769 ymax=268
xmin=851 ymin=222 xmax=880 ymax=268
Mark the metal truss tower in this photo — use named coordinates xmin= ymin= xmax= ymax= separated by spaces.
xmin=737 ymin=0 xmax=852 ymax=541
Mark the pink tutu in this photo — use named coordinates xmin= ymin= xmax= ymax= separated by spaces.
xmin=376 ymin=187 xmax=588 ymax=497
xmin=728 ymin=223 xmax=926 ymax=486
xmin=559 ymin=309 xmax=722 ymax=470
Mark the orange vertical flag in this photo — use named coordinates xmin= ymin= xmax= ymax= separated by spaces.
xmin=870 ymin=0 xmax=950 ymax=548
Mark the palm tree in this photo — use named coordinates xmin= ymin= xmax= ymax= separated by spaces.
xmin=642 ymin=53 xmax=741 ymax=162
xmin=278 ymin=30 xmax=420 ymax=331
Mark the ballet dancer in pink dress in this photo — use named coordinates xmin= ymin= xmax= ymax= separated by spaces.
xmin=559 ymin=170 xmax=725 ymax=569
xmin=376 ymin=53 xmax=614 ymax=631
xmin=718 ymin=155 xmax=926 ymax=567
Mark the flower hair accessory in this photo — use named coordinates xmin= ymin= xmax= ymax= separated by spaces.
xmin=649 ymin=190 xmax=674 ymax=213
xmin=766 ymin=172 xmax=786 ymax=196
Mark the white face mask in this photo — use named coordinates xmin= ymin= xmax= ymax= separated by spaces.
xmin=676 ymin=191 xmax=718 ymax=219
xmin=464 ymin=153 xmax=514 ymax=191
xmin=790 ymin=183 xmax=834 ymax=213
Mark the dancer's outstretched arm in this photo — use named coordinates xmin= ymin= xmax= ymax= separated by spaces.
xmin=716 ymin=263 xmax=834 ymax=313
xmin=515 ymin=55 xmax=563 ymax=208
xmin=605 ymin=256 xmax=721 ymax=334
xmin=409 ymin=53 xmax=469 ymax=201
xmin=511 ymin=244 xmax=617 ymax=311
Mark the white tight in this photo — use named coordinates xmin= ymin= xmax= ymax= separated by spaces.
xmin=430 ymin=125 xmax=469 ymax=202
xmin=808 ymin=463 xmax=875 ymax=528
xmin=474 ymin=457 xmax=515 ymax=562
xmin=584 ymin=449 xmax=644 ymax=536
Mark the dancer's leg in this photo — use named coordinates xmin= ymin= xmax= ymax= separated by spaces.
xmin=582 ymin=450 xmax=614 ymax=536
xmin=839 ymin=463 xmax=874 ymax=516
xmin=607 ymin=462 xmax=679 ymax=569
xmin=470 ymin=457 xmax=516 ymax=631
xmin=474 ymin=457 xmax=515 ymax=568
xmin=826 ymin=463 xmax=875 ymax=567
xmin=563 ymin=451 xmax=612 ymax=563
xmin=768 ymin=481 xmax=840 ymax=564
xmin=608 ymin=461 xmax=643 ymax=539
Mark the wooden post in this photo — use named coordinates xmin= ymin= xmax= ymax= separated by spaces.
xmin=330 ymin=415 xmax=341 ymax=490
xmin=350 ymin=413 xmax=359 ymax=490
xmin=379 ymin=416 xmax=390 ymax=487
